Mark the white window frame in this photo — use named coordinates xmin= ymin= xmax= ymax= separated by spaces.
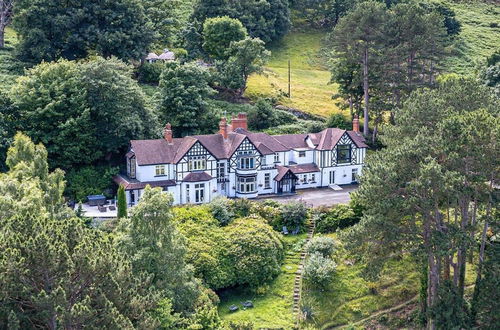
xmin=186 ymin=184 xmax=190 ymax=203
xmin=238 ymin=176 xmax=256 ymax=193
xmin=194 ymin=183 xmax=205 ymax=203
xmin=155 ymin=165 xmax=166 ymax=176
xmin=264 ymin=173 xmax=271 ymax=189
xmin=189 ymin=156 xmax=206 ymax=171
xmin=274 ymin=153 xmax=279 ymax=163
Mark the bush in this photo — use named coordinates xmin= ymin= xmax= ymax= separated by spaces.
xmin=281 ymin=201 xmax=308 ymax=230
xmin=303 ymin=253 xmax=336 ymax=289
xmin=315 ymin=204 xmax=359 ymax=233
xmin=231 ymin=198 xmax=253 ymax=217
xmin=209 ymin=196 xmax=234 ymax=226
xmin=137 ymin=61 xmax=168 ymax=84
xmin=65 ymin=165 xmax=119 ymax=201
xmin=326 ymin=113 xmax=351 ymax=130
xmin=305 ymin=236 xmax=337 ymax=258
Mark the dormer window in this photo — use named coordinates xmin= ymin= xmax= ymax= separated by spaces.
xmin=337 ymin=144 xmax=351 ymax=164
xmin=274 ymin=153 xmax=280 ymax=163
xmin=155 ymin=165 xmax=166 ymax=176
xmin=298 ymin=151 xmax=306 ymax=157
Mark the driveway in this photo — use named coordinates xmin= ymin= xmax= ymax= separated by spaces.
xmin=258 ymin=185 xmax=358 ymax=207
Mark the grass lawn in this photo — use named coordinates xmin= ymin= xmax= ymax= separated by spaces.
xmin=0 ymin=27 xmax=23 ymax=92
xmin=442 ymin=0 xmax=500 ymax=74
xmin=245 ymin=30 xmax=341 ymax=118
xmin=218 ymin=233 xmax=307 ymax=328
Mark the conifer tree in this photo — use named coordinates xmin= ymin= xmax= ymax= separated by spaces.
xmin=117 ymin=185 xmax=127 ymax=219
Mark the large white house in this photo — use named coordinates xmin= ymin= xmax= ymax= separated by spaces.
xmin=114 ymin=114 xmax=368 ymax=206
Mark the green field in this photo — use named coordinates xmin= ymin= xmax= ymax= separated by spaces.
xmin=245 ymin=30 xmax=340 ymax=118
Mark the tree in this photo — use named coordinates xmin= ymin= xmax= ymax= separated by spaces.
xmin=293 ymin=0 xmax=354 ymax=28
xmin=0 ymin=0 xmax=14 ymax=48
xmin=281 ymin=201 xmax=308 ymax=229
xmin=342 ymin=78 xmax=498 ymax=328
xmin=141 ymin=0 xmax=181 ymax=47
xmin=248 ymin=99 xmax=279 ymax=130
xmin=117 ymin=185 xmax=127 ymax=219
xmin=331 ymin=1 xmax=388 ymax=137
xmin=326 ymin=113 xmax=351 ymax=130
xmin=10 ymin=57 xmax=156 ymax=169
xmin=202 ymin=16 xmax=247 ymax=60
xmin=0 ymin=133 xmax=157 ymax=328
xmin=157 ymin=61 xmax=216 ymax=136
xmin=13 ymin=0 xmax=154 ymax=63
xmin=305 ymin=236 xmax=337 ymax=258
xmin=117 ymin=186 xmax=202 ymax=312
xmin=216 ymin=37 xmax=270 ymax=96
xmin=0 ymin=90 xmax=16 ymax=171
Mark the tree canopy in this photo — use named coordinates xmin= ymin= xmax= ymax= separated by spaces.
xmin=13 ymin=0 xmax=154 ymax=63
xmin=9 ymin=57 xmax=156 ymax=169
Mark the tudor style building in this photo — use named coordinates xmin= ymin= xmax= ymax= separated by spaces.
xmin=114 ymin=114 xmax=368 ymax=206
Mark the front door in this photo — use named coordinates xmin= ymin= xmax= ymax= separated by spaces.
xmin=329 ymin=171 xmax=335 ymax=184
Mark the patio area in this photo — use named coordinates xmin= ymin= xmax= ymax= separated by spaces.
xmin=257 ymin=185 xmax=358 ymax=207
xmin=74 ymin=201 xmax=118 ymax=218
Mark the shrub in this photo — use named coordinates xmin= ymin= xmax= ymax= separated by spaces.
xmin=281 ymin=201 xmax=308 ymax=230
xmin=137 ymin=61 xmax=167 ymax=84
xmin=326 ymin=113 xmax=351 ymax=130
xmin=117 ymin=185 xmax=127 ymax=219
xmin=315 ymin=204 xmax=359 ymax=233
xmin=305 ymin=236 xmax=337 ymax=258
xmin=231 ymin=198 xmax=253 ymax=217
xmin=209 ymin=196 xmax=234 ymax=226
xmin=173 ymin=205 xmax=218 ymax=225
xmin=65 ymin=165 xmax=119 ymax=201
xmin=250 ymin=201 xmax=282 ymax=228
xmin=303 ymin=253 xmax=336 ymax=289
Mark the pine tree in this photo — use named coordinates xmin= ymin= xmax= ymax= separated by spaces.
xmin=117 ymin=185 xmax=127 ymax=219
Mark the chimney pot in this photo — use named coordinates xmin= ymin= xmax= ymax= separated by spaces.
xmin=164 ymin=123 xmax=173 ymax=143
xmin=231 ymin=112 xmax=248 ymax=131
xmin=219 ymin=117 xmax=228 ymax=139
xmin=352 ymin=115 xmax=360 ymax=133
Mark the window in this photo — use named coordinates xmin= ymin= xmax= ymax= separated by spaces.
xmin=336 ymin=144 xmax=351 ymax=164
xmin=127 ymin=157 xmax=136 ymax=179
xmin=264 ymin=173 xmax=271 ymax=189
xmin=329 ymin=171 xmax=335 ymax=184
xmin=217 ymin=162 xmax=225 ymax=179
xmin=186 ymin=184 xmax=190 ymax=203
xmin=274 ymin=153 xmax=279 ymax=163
xmin=302 ymin=174 xmax=307 ymax=183
xmin=189 ymin=156 xmax=206 ymax=171
xmin=155 ymin=165 xmax=166 ymax=176
xmin=195 ymin=183 xmax=205 ymax=203
xmin=298 ymin=151 xmax=306 ymax=157
xmin=311 ymin=174 xmax=316 ymax=182
xmin=239 ymin=157 xmax=255 ymax=169
xmin=238 ymin=176 xmax=256 ymax=193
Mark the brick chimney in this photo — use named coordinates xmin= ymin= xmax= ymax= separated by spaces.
xmin=219 ymin=117 xmax=228 ymax=139
xmin=352 ymin=115 xmax=360 ymax=133
xmin=163 ymin=123 xmax=173 ymax=144
xmin=231 ymin=113 xmax=248 ymax=131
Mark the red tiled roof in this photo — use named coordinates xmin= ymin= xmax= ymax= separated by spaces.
xmin=114 ymin=174 xmax=175 ymax=190
xmin=274 ymin=166 xmax=293 ymax=181
xmin=183 ymin=172 xmax=213 ymax=182
xmin=274 ymin=134 xmax=309 ymax=149
xmin=289 ymin=163 xmax=320 ymax=174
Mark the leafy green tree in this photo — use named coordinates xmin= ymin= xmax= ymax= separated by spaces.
xmin=10 ymin=57 xmax=156 ymax=169
xmin=331 ymin=1 xmax=387 ymax=136
xmin=0 ymin=0 xmax=15 ymax=48
xmin=248 ymin=99 xmax=279 ymax=130
xmin=305 ymin=236 xmax=337 ymax=258
xmin=481 ymin=50 xmax=500 ymax=97
xmin=281 ymin=201 xmax=308 ymax=230
xmin=293 ymin=0 xmax=355 ymax=28
xmin=0 ymin=133 xmax=157 ymax=328
xmin=14 ymin=0 xmax=154 ymax=63
xmin=117 ymin=186 xmax=202 ymax=312
xmin=326 ymin=113 xmax=351 ymax=130
xmin=216 ymin=37 xmax=270 ymax=96
xmin=117 ymin=185 xmax=127 ymax=219
xmin=141 ymin=0 xmax=181 ymax=47
xmin=209 ymin=196 xmax=234 ymax=226
xmin=202 ymin=16 xmax=247 ymax=60
xmin=65 ymin=165 xmax=119 ymax=201
xmin=329 ymin=55 xmax=363 ymax=118
xmin=157 ymin=61 xmax=217 ymax=136
xmin=0 ymin=91 xmax=16 ymax=171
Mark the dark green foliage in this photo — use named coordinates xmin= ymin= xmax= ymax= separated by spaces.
xmin=142 ymin=0 xmax=182 ymax=47
xmin=137 ymin=61 xmax=168 ymax=84
xmin=14 ymin=0 xmax=154 ymax=63
xmin=431 ymin=280 xmax=469 ymax=329
xmin=209 ymin=196 xmax=234 ymax=226
xmin=326 ymin=113 xmax=351 ymax=130
xmin=0 ymin=91 xmax=16 ymax=171
xmin=157 ymin=61 xmax=217 ymax=136
xmin=192 ymin=0 xmax=290 ymax=44
xmin=315 ymin=204 xmax=360 ymax=233
xmin=231 ymin=198 xmax=253 ymax=218
xmin=420 ymin=1 xmax=461 ymax=36
xmin=117 ymin=185 xmax=127 ymax=219
xmin=292 ymin=0 xmax=355 ymax=28
xmin=481 ymin=50 xmax=500 ymax=97
xmin=280 ymin=201 xmax=308 ymax=230
xmin=65 ymin=165 xmax=119 ymax=201
xmin=202 ymin=16 xmax=247 ymax=60
xmin=10 ymin=57 xmax=156 ymax=170
xmin=0 ymin=133 xmax=156 ymax=328
xmin=248 ymin=99 xmax=280 ymax=130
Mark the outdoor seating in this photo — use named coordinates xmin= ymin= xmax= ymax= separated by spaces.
xmin=108 ymin=205 xmax=116 ymax=211
xmin=229 ymin=305 xmax=239 ymax=312
xmin=242 ymin=301 xmax=253 ymax=308
xmin=98 ymin=206 xmax=107 ymax=213
xmin=282 ymin=226 xmax=289 ymax=235
xmin=292 ymin=226 xmax=300 ymax=235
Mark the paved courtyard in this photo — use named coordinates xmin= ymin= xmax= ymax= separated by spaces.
xmin=258 ymin=185 xmax=358 ymax=207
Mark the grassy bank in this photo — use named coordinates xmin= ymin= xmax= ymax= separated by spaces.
xmin=0 ymin=28 xmax=23 ymax=92
xmin=245 ymin=30 xmax=340 ymax=118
